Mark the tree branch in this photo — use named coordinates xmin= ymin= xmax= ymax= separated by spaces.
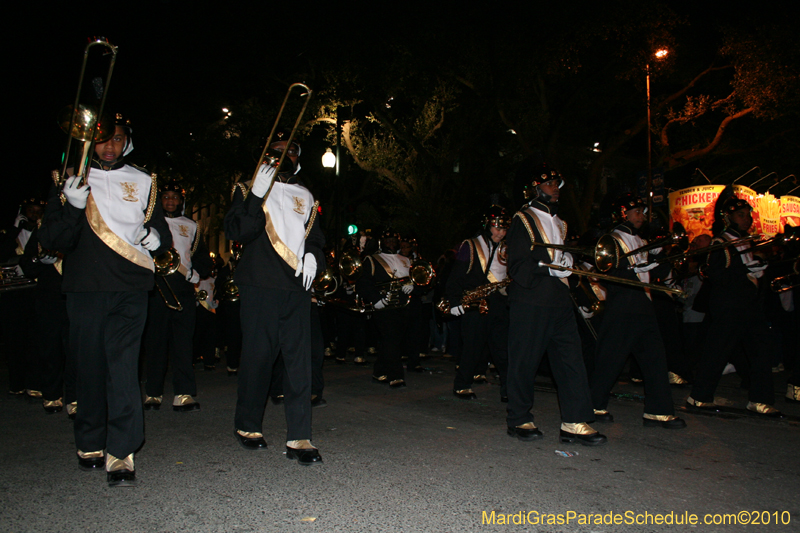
xmin=665 ymin=107 xmax=754 ymax=167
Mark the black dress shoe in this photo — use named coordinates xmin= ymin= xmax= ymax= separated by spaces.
xmin=286 ymin=446 xmax=322 ymax=466
xmin=593 ymin=410 xmax=614 ymax=422
xmin=389 ymin=379 xmax=407 ymax=388
xmin=453 ymin=389 xmax=477 ymax=400
xmin=107 ymin=469 xmax=136 ymax=487
xmin=559 ymin=429 xmax=607 ymax=446
xmin=507 ymin=425 xmax=543 ymax=441
xmin=78 ymin=456 xmax=105 ymax=471
xmin=311 ymin=396 xmax=327 ymax=408
xmin=234 ymin=430 xmax=268 ymax=451
xmin=643 ymin=415 xmax=687 ymax=429
xmin=173 ymin=402 xmax=201 ymax=412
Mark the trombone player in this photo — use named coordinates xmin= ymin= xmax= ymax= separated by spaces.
xmin=39 ymin=114 xmax=172 ymax=486
xmin=588 ymin=193 xmax=686 ymax=430
xmin=224 ymin=132 xmax=325 ymax=465
xmin=506 ymin=164 xmax=606 ymax=446
xmin=143 ymin=181 xmax=212 ymax=412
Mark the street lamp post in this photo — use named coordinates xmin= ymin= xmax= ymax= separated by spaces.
xmin=646 ymin=48 xmax=669 ymax=224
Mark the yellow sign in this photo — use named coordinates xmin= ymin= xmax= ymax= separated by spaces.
xmin=668 ymin=185 xmax=724 ymax=241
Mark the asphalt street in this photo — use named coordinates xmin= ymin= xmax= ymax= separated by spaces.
xmin=1 ymin=354 xmax=798 ymax=533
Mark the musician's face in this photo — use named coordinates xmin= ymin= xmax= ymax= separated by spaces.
xmin=162 ymin=191 xmax=182 ymax=214
xmin=399 ymin=241 xmax=414 ymax=257
xmin=24 ymin=205 xmax=43 ymax=222
xmin=538 ymin=180 xmax=560 ymax=203
xmin=626 ymin=207 xmax=646 ymax=229
xmin=269 ymin=141 xmax=299 ymax=167
xmin=489 ymin=226 xmax=507 ymax=243
xmin=730 ymin=207 xmax=753 ymax=232
xmin=95 ymin=126 xmax=127 ymax=164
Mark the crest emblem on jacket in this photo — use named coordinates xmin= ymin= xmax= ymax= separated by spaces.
xmin=178 ymin=224 xmax=190 ymax=238
xmin=292 ymin=196 xmax=305 ymax=215
xmin=121 ymin=182 xmax=139 ymax=202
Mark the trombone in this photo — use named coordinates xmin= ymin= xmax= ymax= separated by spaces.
xmin=154 ymin=248 xmax=183 ymax=311
xmin=249 ymin=83 xmax=313 ymax=204
xmin=58 ymin=37 xmax=118 ymax=187
xmin=539 ymin=261 xmax=686 ymax=297
xmin=595 ymin=223 xmax=689 ymax=272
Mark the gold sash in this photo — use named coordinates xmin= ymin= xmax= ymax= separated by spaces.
xmin=524 ymin=209 xmax=568 ymax=287
xmin=372 ymin=255 xmax=398 ymax=278
xmin=262 ymin=206 xmax=300 ymax=270
xmin=85 ymin=194 xmax=155 ymax=272
xmin=471 ymin=238 xmax=499 ymax=283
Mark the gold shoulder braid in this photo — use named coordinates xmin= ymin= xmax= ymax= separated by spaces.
xmin=303 ymin=201 xmax=320 ymax=240
xmin=144 ymin=174 xmax=157 ymax=223
xmin=190 ymin=224 xmax=201 ymax=255
xmin=561 ymin=220 xmax=568 ymax=241
xmin=514 ymin=211 xmax=537 ymax=251
xmin=710 ymin=236 xmax=731 ymax=268
xmin=465 ymin=239 xmax=475 ymax=274
xmin=231 ymin=182 xmax=249 ymax=201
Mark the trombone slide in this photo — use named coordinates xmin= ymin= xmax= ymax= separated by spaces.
xmin=538 ymin=261 xmax=685 ymax=297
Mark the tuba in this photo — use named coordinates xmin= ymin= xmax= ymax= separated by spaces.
xmin=338 ymin=248 xmax=363 ymax=282
xmin=221 ymin=242 xmax=242 ymax=302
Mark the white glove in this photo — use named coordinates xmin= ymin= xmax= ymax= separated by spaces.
xmin=39 ymin=255 xmax=58 ymax=265
xmin=373 ymin=299 xmax=387 ymax=310
xmin=634 ymin=262 xmax=660 ymax=273
xmin=295 ymin=252 xmax=317 ymax=291
xmin=559 ymin=252 xmax=574 ymax=269
xmin=250 ymin=163 xmax=277 ymax=198
xmin=186 ymin=268 xmax=200 ymax=284
xmin=450 ymin=305 xmax=465 ymax=316
xmin=63 ymin=176 xmax=90 ymax=209
xmin=345 ymin=285 xmax=355 ymax=295
xmin=579 ymin=306 xmax=594 ymax=319
xmin=135 ymin=227 xmax=161 ymax=251
xmin=402 ymin=283 xmax=413 ymax=295
xmin=745 ymin=260 xmax=767 ymax=273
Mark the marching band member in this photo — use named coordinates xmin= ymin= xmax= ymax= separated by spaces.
xmin=687 ymin=195 xmax=781 ymax=416
xmin=38 ymin=114 xmax=172 ymax=486
xmin=356 ymin=228 xmax=416 ymax=388
xmin=224 ymin=133 xmax=325 ymax=465
xmin=588 ymin=194 xmax=686 ymax=429
xmin=446 ymin=205 xmax=510 ymax=402
xmin=506 ymin=164 xmax=606 ymax=445
xmin=143 ymin=181 xmax=212 ymax=412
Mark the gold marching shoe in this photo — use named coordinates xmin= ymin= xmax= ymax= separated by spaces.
xmin=285 ymin=439 xmax=322 ymax=466
xmin=353 ymin=356 xmax=367 ymax=365
xmin=172 ymin=394 xmax=200 ymax=412
xmin=67 ymin=402 xmax=77 ymax=420
xmin=106 ymin=453 xmax=136 ymax=487
xmin=453 ymin=388 xmax=477 ymax=400
xmin=372 ymin=375 xmax=389 ymax=384
xmin=593 ymin=409 xmax=613 ymax=422
xmin=668 ymin=371 xmax=689 ymax=385
xmin=143 ymin=396 xmax=162 ymax=411
xmin=786 ymin=384 xmax=800 ymax=404
xmin=643 ymin=413 xmax=687 ymax=429
xmin=559 ymin=422 xmax=607 ymax=446
xmin=77 ymin=449 xmax=104 ymax=471
xmin=26 ymin=389 xmax=43 ymax=399
xmin=746 ymin=401 xmax=783 ymax=417
xmin=685 ymin=396 xmax=718 ymax=411
xmin=43 ymin=398 xmax=63 ymax=414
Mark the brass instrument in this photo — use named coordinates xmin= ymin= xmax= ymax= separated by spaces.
xmin=436 ymin=278 xmax=512 ymax=316
xmin=154 ymin=248 xmax=183 ymax=311
xmin=0 ymin=266 xmax=36 ymax=292
xmin=339 ymin=248 xmax=363 ymax=282
xmin=58 ymin=38 xmax=119 ymax=187
xmin=312 ymin=268 xmax=339 ymax=297
xmin=595 ymin=223 xmax=689 ymax=273
xmin=195 ymin=289 xmax=208 ymax=302
xmin=373 ymin=260 xmax=436 ymax=311
xmin=250 ymin=83 xmax=313 ymax=204
xmin=221 ymin=242 xmax=242 ymax=302
xmin=539 ymin=261 xmax=686 ymax=297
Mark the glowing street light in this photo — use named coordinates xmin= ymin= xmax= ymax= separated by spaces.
xmin=322 ymin=147 xmax=336 ymax=169
xmin=646 ymin=48 xmax=669 ymax=223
